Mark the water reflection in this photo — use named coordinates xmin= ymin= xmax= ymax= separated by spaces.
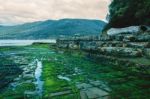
xmin=35 ymin=59 xmax=43 ymax=96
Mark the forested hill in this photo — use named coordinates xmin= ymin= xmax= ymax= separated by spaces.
xmin=0 ymin=19 xmax=106 ymax=39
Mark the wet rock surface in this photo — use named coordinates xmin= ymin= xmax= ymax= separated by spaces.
xmin=56 ymin=27 xmax=150 ymax=99
xmin=0 ymin=28 xmax=150 ymax=99
xmin=0 ymin=46 xmax=49 ymax=98
xmin=56 ymin=28 xmax=150 ymax=74
xmin=0 ymin=45 xmax=112 ymax=99
xmin=76 ymin=81 xmax=110 ymax=99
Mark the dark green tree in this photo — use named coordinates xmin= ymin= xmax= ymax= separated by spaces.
xmin=105 ymin=0 xmax=150 ymax=29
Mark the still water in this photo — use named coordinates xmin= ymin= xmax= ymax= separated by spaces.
xmin=0 ymin=40 xmax=56 ymax=46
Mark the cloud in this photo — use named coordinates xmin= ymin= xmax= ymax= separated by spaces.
xmin=0 ymin=0 xmax=110 ymax=25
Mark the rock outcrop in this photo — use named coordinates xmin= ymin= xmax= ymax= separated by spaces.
xmin=107 ymin=26 xmax=150 ymax=36
xmin=56 ymin=26 xmax=150 ymax=74
xmin=107 ymin=26 xmax=140 ymax=36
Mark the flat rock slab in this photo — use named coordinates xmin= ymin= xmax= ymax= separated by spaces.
xmin=50 ymin=90 xmax=72 ymax=97
xmin=90 ymin=81 xmax=111 ymax=92
xmin=77 ymin=81 xmax=110 ymax=99
xmin=84 ymin=87 xmax=109 ymax=99
xmin=76 ymin=83 xmax=93 ymax=89
xmin=80 ymin=91 xmax=88 ymax=99
xmin=90 ymin=81 xmax=104 ymax=86
xmin=97 ymin=96 xmax=109 ymax=99
xmin=24 ymin=91 xmax=37 ymax=95
xmin=85 ymin=89 xmax=99 ymax=99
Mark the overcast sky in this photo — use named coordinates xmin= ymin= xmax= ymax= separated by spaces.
xmin=0 ymin=0 xmax=111 ymax=25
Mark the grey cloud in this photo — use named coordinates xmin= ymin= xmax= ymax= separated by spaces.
xmin=0 ymin=0 xmax=110 ymax=25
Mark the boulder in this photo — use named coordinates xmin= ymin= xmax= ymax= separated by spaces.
xmin=107 ymin=26 xmax=140 ymax=36
xmin=107 ymin=26 xmax=150 ymax=36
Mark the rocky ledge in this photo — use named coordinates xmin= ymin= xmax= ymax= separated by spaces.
xmin=56 ymin=25 xmax=150 ymax=74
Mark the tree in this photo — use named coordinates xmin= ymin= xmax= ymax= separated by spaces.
xmin=104 ymin=0 xmax=150 ymax=30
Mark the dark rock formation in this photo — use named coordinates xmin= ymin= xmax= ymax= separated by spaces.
xmin=0 ymin=64 xmax=22 ymax=90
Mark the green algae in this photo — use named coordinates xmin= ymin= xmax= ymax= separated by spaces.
xmin=0 ymin=44 xmax=149 ymax=99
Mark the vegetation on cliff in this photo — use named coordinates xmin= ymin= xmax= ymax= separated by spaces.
xmin=105 ymin=0 xmax=150 ymax=30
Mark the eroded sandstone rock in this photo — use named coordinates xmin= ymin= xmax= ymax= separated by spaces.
xmin=97 ymin=47 xmax=143 ymax=57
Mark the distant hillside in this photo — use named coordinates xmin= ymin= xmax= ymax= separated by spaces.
xmin=0 ymin=19 xmax=106 ymax=39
